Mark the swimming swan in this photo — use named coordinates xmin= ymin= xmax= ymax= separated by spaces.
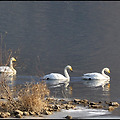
xmin=43 ymin=65 xmax=73 ymax=82
xmin=82 ymin=68 xmax=110 ymax=80
xmin=0 ymin=57 xmax=17 ymax=76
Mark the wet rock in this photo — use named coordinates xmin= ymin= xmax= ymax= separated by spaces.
xmin=59 ymin=99 xmax=65 ymax=102
xmin=54 ymin=104 xmax=60 ymax=109
xmin=43 ymin=109 xmax=53 ymax=115
xmin=82 ymin=99 xmax=89 ymax=103
xmin=109 ymin=102 xmax=119 ymax=106
xmin=108 ymin=106 xmax=115 ymax=111
xmin=89 ymin=104 xmax=103 ymax=109
xmin=74 ymin=99 xmax=81 ymax=103
xmin=65 ymin=115 xmax=72 ymax=119
xmin=35 ymin=111 xmax=41 ymax=116
xmin=15 ymin=114 xmax=22 ymax=118
xmin=0 ymin=113 xmax=6 ymax=118
xmin=89 ymin=102 xmax=100 ymax=105
xmin=99 ymin=101 xmax=102 ymax=104
xmin=5 ymin=112 xmax=10 ymax=117
xmin=68 ymin=101 xmax=74 ymax=105
xmin=0 ymin=112 xmax=10 ymax=118
xmin=14 ymin=110 xmax=23 ymax=116
xmin=53 ymin=105 xmax=61 ymax=111
xmin=63 ymin=104 xmax=76 ymax=110
xmin=29 ymin=111 xmax=36 ymax=115
xmin=23 ymin=111 xmax=29 ymax=116
xmin=47 ymin=106 xmax=54 ymax=112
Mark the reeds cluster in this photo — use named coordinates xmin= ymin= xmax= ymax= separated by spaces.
xmin=0 ymin=77 xmax=50 ymax=113
xmin=0 ymin=32 xmax=50 ymax=114
xmin=16 ymin=81 xmax=50 ymax=112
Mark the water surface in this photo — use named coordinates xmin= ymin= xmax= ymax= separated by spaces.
xmin=0 ymin=1 xmax=120 ymax=118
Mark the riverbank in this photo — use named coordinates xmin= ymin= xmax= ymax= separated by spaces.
xmin=0 ymin=97 xmax=119 ymax=119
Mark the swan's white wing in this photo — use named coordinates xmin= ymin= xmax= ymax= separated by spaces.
xmin=43 ymin=73 xmax=67 ymax=80
xmin=0 ymin=66 xmax=13 ymax=73
xmin=82 ymin=72 xmax=106 ymax=80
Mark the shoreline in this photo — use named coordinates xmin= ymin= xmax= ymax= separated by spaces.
xmin=0 ymin=97 xmax=119 ymax=119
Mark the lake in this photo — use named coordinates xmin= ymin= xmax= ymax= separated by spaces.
xmin=0 ymin=1 xmax=120 ymax=119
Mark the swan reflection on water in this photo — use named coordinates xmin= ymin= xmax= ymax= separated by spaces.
xmin=0 ymin=73 xmax=16 ymax=86
xmin=44 ymin=78 xmax=72 ymax=98
xmin=82 ymin=79 xmax=110 ymax=91
xmin=45 ymin=78 xmax=70 ymax=88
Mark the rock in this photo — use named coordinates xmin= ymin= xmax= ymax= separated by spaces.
xmin=99 ymin=101 xmax=102 ymax=104
xmin=53 ymin=105 xmax=61 ymax=112
xmin=35 ymin=112 xmax=41 ymax=116
xmin=68 ymin=101 xmax=74 ymax=105
xmin=54 ymin=105 xmax=60 ymax=109
xmin=63 ymin=104 xmax=76 ymax=110
xmin=109 ymin=102 xmax=119 ymax=106
xmin=74 ymin=99 xmax=81 ymax=103
xmin=23 ymin=111 xmax=29 ymax=116
xmin=82 ymin=99 xmax=89 ymax=103
xmin=59 ymin=99 xmax=65 ymax=102
xmin=108 ymin=106 xmax=115 ymax=111
xmin=65 ymin=115 xmax=72 ymax=119
xmin=15 ymin=114 xmax=22 ymax=118
xmin=14 ymin=110 xmax=23 ymax=116
xmin=29 ymin=111 xmax=35 ymax=115
xmin=48 ymin=107 xmax=54 ymax=112
xmin=43 ymin=110 xmax=53 ymax=115
xmin=4 ymin=112 xmax=10 ymax=117
xmin=0 ymin=112 xmax=8 ymax=118
xmin=89 ymin=102 xmax=100 ymax=105
xmin=89 ymin=105 xmax=103 ymax=109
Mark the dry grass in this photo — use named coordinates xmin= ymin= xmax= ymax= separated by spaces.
xmin=16 ymin=81 xmax=50 ymax=112
xmin=0 ymin=32 xmax=50 ymax=114
xmin=0 ymin=78 xmax=50 ymax=113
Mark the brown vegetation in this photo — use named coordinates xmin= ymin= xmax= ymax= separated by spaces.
xmin=0 ymin=32 xmax=50 ymax=118
xmin=0 ymin=78 xmax=50 ymax=117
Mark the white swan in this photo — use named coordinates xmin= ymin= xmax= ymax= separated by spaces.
xmin=0 ymin=57 xmax=17 ymax=76
xmin=82 ymin=68 xmax=110 ymax=80
xmin=43 ymin=65 xmax=73 ymax=82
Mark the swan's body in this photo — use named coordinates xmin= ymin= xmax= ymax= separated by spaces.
xmin=43 ymin=65 xmax=73 ymax=82
xmin=0 ymin=57 xmax=16 ymax=76
xmin=82 ymin=68 xmax=110 ymax=80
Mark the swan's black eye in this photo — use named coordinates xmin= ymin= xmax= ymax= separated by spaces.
xmin=89 ymin=78 xmax=91 ymax=80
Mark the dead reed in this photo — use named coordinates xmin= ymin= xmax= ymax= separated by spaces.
xmin=16 ymin=81 xmax=50 ymax=112
xmin=0 ymin=32 xmax=50 ymax=114
xmin=0 ymin=77 xmax=50 ymax=113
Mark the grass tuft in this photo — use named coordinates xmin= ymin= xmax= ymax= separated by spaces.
xmin=0 ymin=78 xmax=50 ymax=113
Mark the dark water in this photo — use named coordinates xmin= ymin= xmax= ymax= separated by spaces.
xmin=0 ymin=1 xmax=120 ymax=118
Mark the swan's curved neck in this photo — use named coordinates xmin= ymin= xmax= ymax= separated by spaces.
xmin=10 ymin=60 xmax=13 ymax=69
xmin=10 ymin=60 xmax=16 ymax=74
xmin=102 ymin=69 xmax=109 ymax=78
xmin=64 ymin=67 xmax=70 ymax=81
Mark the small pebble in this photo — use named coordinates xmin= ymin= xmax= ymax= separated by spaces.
xmin=65 ymin=115 xmax=72 ymax=119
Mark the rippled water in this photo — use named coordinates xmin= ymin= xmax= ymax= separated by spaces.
xmin=0 ymin=1 xmax=120 ymax=118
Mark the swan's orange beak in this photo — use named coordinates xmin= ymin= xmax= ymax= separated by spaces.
xmin=70 ymin=67 xmax=73 ymax=72
xmin=108 ymin=70 xmax=110 ymax=73
xmin=13 ymin=58 xmax=16 ymax=61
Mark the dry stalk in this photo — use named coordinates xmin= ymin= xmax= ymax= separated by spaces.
xmin=17 ymin=81 xmax=50 ymax=112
